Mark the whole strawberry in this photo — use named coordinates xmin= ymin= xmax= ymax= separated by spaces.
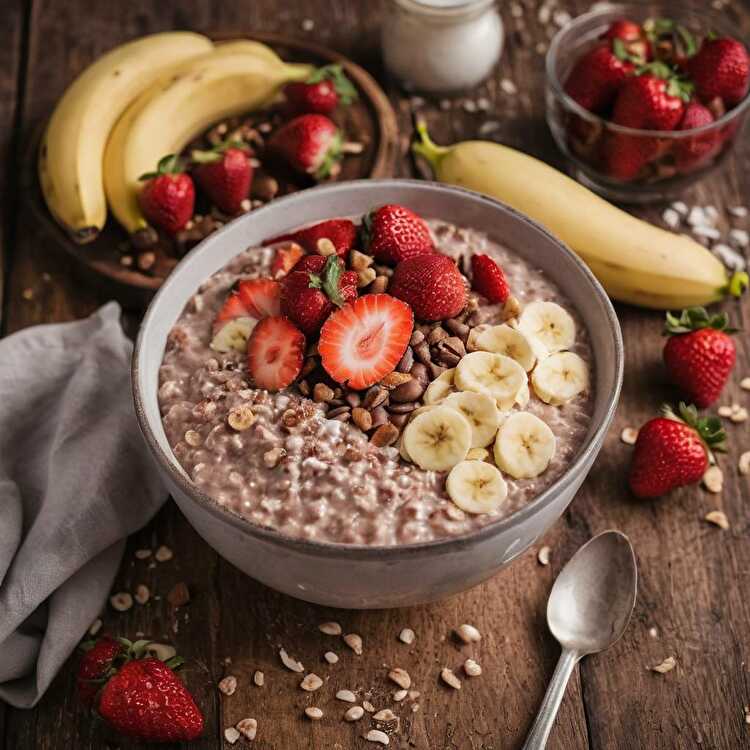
xmin=674 ymin=101 xmax=720 ymax=171
xmin=267 ymin=218 xmax=357 ymax=259
xmin=687 ymin=37 xmax=750 ymax=106
xmin=390 ymin=253 xmax=466 ymax=321
xmin=285 ymin=64 xmax=358 ymax=115
xmin=663 ymin=307 xmax=736 ymax=407
xmin=77 ymin=636 xmax=125 ymax=707
xmin=192 ymin=140 xmax=253 ymax=214
xmin=267 ymin=114 xmax=342 ymax=180
xmin=612 ymin=66 xmax=691 ymax=130
xmin=563 ymin=42 xmax=636 ymax=113
xmin=471 ymin=254 xmax=510 ymax=303
xmin=280 ymin=254 xmax=358 ymax=334
xmin=362 ymin=204 xmax=434 ymax=265
xmin=138 ymin=154 xmax=195 ymax=235
xmin=629 ymin=402 xmax=726 ymax=498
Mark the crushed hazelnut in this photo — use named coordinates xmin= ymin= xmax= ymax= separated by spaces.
xmin=253 ymin=670 xmax=265 ymax=687
xmin=349 ymin=250 xmax=374 ymax=271
xmin=357 ymin=267 xmax=377 ymax=288
xmin=739 ymin=451 xmax=750 ymax=475
xmin=363 ymin=701 xmax=375 ymax=713
xmin=620 ymin=427 xmax=638 ymax=445
xmin=537 ymin=546 xmax=551 ymax=566
xmin=236 ymin=718 xmax=257 ymax=740
xmin=373 ymin=708 xmax=395 ymax=722
xmin=224 ymin=727 xmax=240 ymax=744
xmin=300 ymin=673 xmax=323 ymax=691
xmin=345 ymin=705 xmax=365 ymax=721
xmin=316 ymin=237 xmax=337 ymax=256
xmin=305 ymin=707 xmax=323 ymax=720
xmin=704 ymin=510 xmax=729 ymax=530
xmin=702 ymin=465 xmax=723 ymax=493
xmin=651 ymin=656 xmax=676 ymax=674
xmin=319 ymin=621 xmax=342 ymax=635
xmin=336 ymin=689 xmax=357 ymax=702
xmin=110 ymin=592 xmax=133 ymax=612
xmin=343 ymin=633 xmax=363 ymax=654
xmin=324 ymin=651 xmax=339 ymax=664
xmin=228 ymin=404 xmax=256 ymax=431
xmin=365 ymin=729 xmax=390 ymax=745
xmin=398 ymin=628 xmax=415 ymax=645
xmin=456 ymin=623 xmax=481 ymax=643
xmin=154 ymin=545 xmax=173 ymax=562
xmin=464 ymin=658 xmax=482 ymax=677
xmin=740 ymin=376 xmax=750 ymax=391
xmin=279 ymin=648 xmax=304 ymax=673
xmin=218 ymin=675 xmax=238 ymax=696
xmin=388 ymin=668 xmax=411 ymax=689
xmin=441 ymin=667 xmax=462 ymax=689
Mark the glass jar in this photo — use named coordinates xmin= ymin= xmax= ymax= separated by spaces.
xmin=381 ymin=0 xmax=504 ymax=95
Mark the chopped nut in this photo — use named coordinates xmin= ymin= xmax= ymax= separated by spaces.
xmin=718 ymin=405 xmax=734 ymax=417
xmin=620 ymin=427 xmax=638 ymax=445
xmin=502 ymin=295 xmax=522 ymax=320
xmin=398 ymin=628 xmax=415 ymax=645
xmin=365 ymin=729 xmax=390 ymax=745
xmin=324 ymin=650 xmax=339 ymax=664
xmin=731 ymin=406 xmax=748 ymax=423
xmin=263 ymin=446 xmax=285 ymax=468
xmin=705 ymin=510 xmax=729 ymax=529
xmin=388 ymin=668 xmax=411 ymax=689
xmin=370 ymin=423 xmax=399 ymax=448
xmin=236 ymin=717 xmax=257 ymax=740
xmin=313 ymin=382 xmax=335 ymax=403
xmin=740 ymin=376 xmax=750 ymax=391
xmin=370 ymin=275 xmax=389 ymax=294
xmin=154 ymin=545 xmax=173 ymax=562
xmin=88 ymin=618 xmax=102 ymax=636
xmin=342 ymin=141 xmax=365 ymax=154
xmin=739 ymin=451 xmax=750 ymax=475
xmin=464 ymin=658 xmax=482 ymax=677
xmin=345 ymin=705 xmax=365 ymax=721
xmin=537 ymin=546 xmax=551 ymax=566
xmin=456 ymin=623 xmax=481 ymax=643
xmin=218 ymin=675 xmax=238 ymax=696
xmin=441 ymin=667 xmax=462 ymax=689
xmin=336 ymin=689 xmax=357 ymax=702
xmin=349 ymin=249 xmax=374 ymax=271
xmin=279 ymin=648 xmax=304 ymax=673
xmin=651 ymin=656 xmax=676 ymax=674
xmin=228 ymin=404 xmax=256 ymax=431
xmin=352 ymin=407 xmax=373 ymax=431
xmin=224 ymin=727 xmax=241 ymax=744
xmin=305 ymin=707 xmax=323 ymax=720
xmin=702 ymin=465 xmax=723 ymax=493
xmin=300 ymin=673 xmax=324 ymax=691
xmin=167 ymin=581 xmax=190 ymax=608
xmin=110 ymin=592 xmax=133 ymax=612
xmin=363 ymin=701 xmax=375 ymax=712
xmin=316 ymin=237 xmax=337 ymax=256
xmin=357 ymin=267 xmax=377 ymax=288
xmin=393 ymin=689 xmax=408 ymax=701
xmin=373 ymin=708 xmax=395 ymax=721
xmin=381 ymin=371 xmax=412 ymax=389
xmin=134 ymin=548 xmax=152 ymax=560
xmin=281 ymin=408 xmax=300 ymax=427
xmin=408 ymin=690 xmax=420 ymax=700
xmin=184 ymin=429 xmax=202 ymax=446
xmin=319 ymin=621 xmax=342 ymax=635
xmin=253 ymin=670 xmax=264 ymax=687
xmin=134 ymin=584 xmax=150 ymax=605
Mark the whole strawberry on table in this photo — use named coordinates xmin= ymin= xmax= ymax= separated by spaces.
xmin=561 ymin=15 xmax=750 ymax=184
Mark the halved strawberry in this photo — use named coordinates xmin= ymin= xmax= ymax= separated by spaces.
xmin=266 ymin=219 xmax=357 ymax=259
xmin=246 ymin=316 xmax=305 ymax=391
xmin=270 ymin=242 xmax=306 ymax=279
xmin=213 ymin=279 xmax=281 ymax=335
xmin=318 ymin=294 xmax=413 ymax=390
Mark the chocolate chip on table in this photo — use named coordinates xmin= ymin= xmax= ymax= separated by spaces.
xmin=352 ymin=407 xmax=373 ymax=432
xmin=370 ymin=423 xmax=400 ymax=447
xmin=369 ymin=405 xmax=390 ymax=429
xmin=427 ymin=326 xmax=449 ymax=345
xmin=363 ymin=386 xmax=388 ymax=410
xmin=396 ymin=347 xmax=414 ymax=373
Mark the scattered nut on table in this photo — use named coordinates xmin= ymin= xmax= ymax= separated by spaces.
xmin=305 ymin=706 xmax=323 ymax=720
xmin=702 ymin=465 xmax=723 ymax=493
xmin=456 ymin=623 xmax=481 ymax=643
xmin=620 ymin=427 xmax=638 ymax=445
xmin=218 ymin=675 xmax=237 ymax=696
xmin=399 ymin=628 xmax=415 ymax=645
xmin=464 ymin=658 xmax=482 ymax=677
xmin=236 ymin=718 xmax=257 ymax=740
xmin=319 ymin=621 xmax=342 ymax=635
xmin=343 ymin=633 xmax=363 ymax=654
xmin=110 ymin=592 xmax=133 ymax=612
xmin=279 ymin=648 xmax=304 ymax=673
xmin=388 ymin=667 xmax=411 ymax=689
xmin=336 ymin=689 xmax=356 ymax=702
xmin=441 ymin=667 xmax=462 ymax=689
xmin=253 ymin=670 xmax=265 ymax=687
xmin=704 ymin=510 xmax=729 ymax=530
xmin=651 ymin=656 xmax=676 ymax=674
xmin=537 ymin=546 xmax=551 ymax=566
xmin=345 ymin=705 xmax=365 ymax=721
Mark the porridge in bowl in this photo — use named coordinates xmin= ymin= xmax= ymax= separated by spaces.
xmin=157 ymin=204 xmax=594 ymax=546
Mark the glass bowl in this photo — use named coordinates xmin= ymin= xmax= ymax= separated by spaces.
xmin=545 ymin=3 xmax=750 ymax=203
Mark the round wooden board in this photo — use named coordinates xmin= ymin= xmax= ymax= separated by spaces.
xmin=22 ymin=31 xmax=399 ymax=308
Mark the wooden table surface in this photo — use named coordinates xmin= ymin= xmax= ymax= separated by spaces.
xmin=2 ymin=1 xmax=749 ymax=748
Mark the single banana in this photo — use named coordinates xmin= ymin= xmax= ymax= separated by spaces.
xmin=473 ymin=323 xmax=537 ymax=371
xmin=38 ymin=32 xmax=214 ymax=243
xmin=443 ymin=391 xmax=501 ymax=448
xmin=413 ymin=122 xmax=748 ymax=309
xmin=531 ymin=351 xmax=589 ymax=405
xmin=423 ymin=367 xmax=456 ymax=404
xmin=446 ymin=460 xmax=508 ymax=515
xmin=454 ymin=351 xmax=527 ymax=410
xmin=402 ymin=405 xmax=472 ymax=471
xmin=494 ymin=412 xmax=556 ymax=479
xmin=104 ymin=50 xmax=311 ymax=234
xmin=210 ymin=317 xmax=257 ymax=353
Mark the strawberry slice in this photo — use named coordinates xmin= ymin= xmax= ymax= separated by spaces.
xmin=213 ymin=279 xmax=281 ymax=334
xmin=246 ymin=316 xmax=305 ymax=391
xmin=318 ymin=294 xmax=413 ymax=390
xmin=270 ymin=242 xmax=306 ymax=279
xmin=266 ymin=219 xmax=357 ymax=259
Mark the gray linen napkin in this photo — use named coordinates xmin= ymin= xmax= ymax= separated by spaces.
xmin=0 ymin=302 xmax=167 ymax=708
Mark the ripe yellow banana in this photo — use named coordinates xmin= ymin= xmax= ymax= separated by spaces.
xmin=38 ymin=32 xmax=213 ymax=243
xmin=413 ymin=122 xmax=747 ymax=310
xmin=104 ymin=50 xmax=311 ymax=235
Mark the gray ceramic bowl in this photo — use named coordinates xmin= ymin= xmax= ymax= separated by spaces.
xmin=133 ymin=179 xmax=623 ymax=609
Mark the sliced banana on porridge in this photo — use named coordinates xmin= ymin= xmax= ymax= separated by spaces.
xmin=518 ymin=301 xmax=575 ymax=355
xmin=403 ymin=405 xmax=472 ymax=471
xmin=455 ymin=351 xmax=527 ymax=410
xmin=423 ymin=367 xmax=456 ymax=404
xmin=443 ymin=391 xmax=500 ymax=448
xmin=494 ymin=411 xmax=556 ymax=479
xmin=532 ymin=351 xmax=589 ymax=405
xmin=209 ymin=317 xmax=257 ymax=353
xmin=473 ymin=324 xmax=536 ymax=371
xmin=446 ymin=460 xmax=508 ymax=514
xmin=515 ymin=382 xmax=530 ymax=408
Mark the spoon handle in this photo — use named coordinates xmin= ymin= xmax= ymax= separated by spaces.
xmin=521 ymin=648 xmax=580 ymax=750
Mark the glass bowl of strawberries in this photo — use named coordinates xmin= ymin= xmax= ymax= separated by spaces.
xmin=545 ymin=3 xmax=750 ymax=203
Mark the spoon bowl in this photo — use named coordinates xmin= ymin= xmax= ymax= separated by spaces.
xmin=547 ymin=530 xmax=637 ymax=655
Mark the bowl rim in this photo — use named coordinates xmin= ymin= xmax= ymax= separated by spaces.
xmin=545 ymin=2 xmax=750 ymax=138
xmin=133 ymin=178 xmax=624 ymax=560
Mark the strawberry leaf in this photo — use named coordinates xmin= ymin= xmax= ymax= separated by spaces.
xmin=307 ymin=64 xmax=358 ymax=105
xmin=139 ymin=154 xmax=184 ymax=181
xmin=309 ymin=255 xmax=347 ymax=307
xmin=664 ymin=307 xmax=737 ymax=335
xmin=662 ymin=402 xmax=727 ymax=453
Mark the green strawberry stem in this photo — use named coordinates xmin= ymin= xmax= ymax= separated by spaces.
xmin=139 ymin=153 xmax=185 ymax=181
xmin=411 ymin=119 xmax=451 ymax=175
xmin=664 ymin=306 xmax=737 ymax=335
xmin=308 ymin=254 xmax=346 ymax=306
xmin=315 ymin=130 xmax=343 ymax=180
xmin=662 ymin=401 xmax=727 ymax=460
xmin=307 ymin=64 xmax=358 ymax=105
xmin=191 ymin=139 xmax=246 ymax=164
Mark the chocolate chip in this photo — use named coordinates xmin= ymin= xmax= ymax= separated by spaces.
xmin=388 ymin=413 xmax=409 ymax=429
xmin=428 ymin=362 xmax=447 ymax=379
xmin=427 ymin=326 xmax=449 ymax=345
xmin=445 ymin=318 xmax=470 ymax=341
xmin=442 ymin=336 xmax=466 ymax=358
xmin=397 ymin=347 xmax=414 ymax=373
xmin=409 ymin=330 xmax=425 ymax=347
xmin=370 ymin=423 xmax=399 ymax=447
xmin=390 ymin=377 xmax=425 ymax=403
xmin=410 ymin=362 xmax=429 ymax=386
xmin=363 ymin=386 xmax=388 ymax=410
xmin=327 ymin=406 xmax=351 ymax=418
xmin=388 ymin=401 xmax=418 ymax=414
xmin=413 ymin=342 xmax=432 ymax=366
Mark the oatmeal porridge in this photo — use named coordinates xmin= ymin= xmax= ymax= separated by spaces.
xmin=158 ymin=208 xmax=594 ymax=546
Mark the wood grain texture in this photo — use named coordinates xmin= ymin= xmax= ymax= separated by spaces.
xmin=2 ymin=1 xmax=750 ymax=748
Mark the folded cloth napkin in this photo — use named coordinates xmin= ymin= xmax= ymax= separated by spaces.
xmin=0 ymin=302 xmax=167 ymax=708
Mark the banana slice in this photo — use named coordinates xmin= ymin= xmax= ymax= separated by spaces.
xmin=494 ymin=411 xmax=556 ymax=479
xmin=399 ymin=435 xmax=412 ymax=462
xmin=423 ymin=368 xmax=456 ymax=405
xmin=455 ymin=351 xmax=527 ymax=410
xmin=446 ymin=460 xmax=508 ymax=514
xmin=473 ymin=324 xmax=536 ymax=371
xmin=466 ymin=447 xmax=489 ymax=461
xmin=402 ymin=405 xmax=472 ymax=471
xmin=210 ymin=317 xmax=257 ymax=353
xmin=515 ymin=382 xmax=530 ymax=408
xmin=466 ymin=324 xmax=490 ymax=352
xmin=531 ymin=351 xmax=589 ymax=405
xmin=443 ymin=391 xmax=500 ymax=448
xmin=518 ymin=301 xmax=575 ymax=354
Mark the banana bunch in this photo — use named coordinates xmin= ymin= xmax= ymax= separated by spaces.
xmin=413 ymin=122 xmax=748 ymax=310
xmin=39 ymin=34 xmax=311 ymax=243
xmin=400 ymin=300 xmax=588 ymax=514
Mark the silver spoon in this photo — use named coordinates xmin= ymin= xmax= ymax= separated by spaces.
xmin=522 ymin=530 xmax=637 ymax=750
